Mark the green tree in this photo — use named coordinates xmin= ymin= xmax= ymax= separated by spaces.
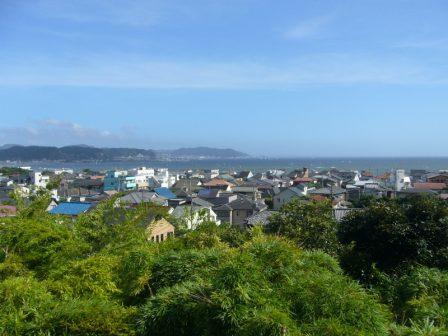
xmin=137 ymin=234 xmax=391 ymax=336
xmin=338 ymin=195 xmax=448 ymax=280
xmin=268 ymin=199 xmax=341 ymax=255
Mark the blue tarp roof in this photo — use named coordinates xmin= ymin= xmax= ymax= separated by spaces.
xmin=49 ymin=202 xmax=93 ymax=216
xmin=154 ymin=187 xmax=177 ymax=199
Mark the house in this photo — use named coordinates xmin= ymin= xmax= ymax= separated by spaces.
xmin=288 ymin=168 xmax=309 ymax=179
xmin=199 ymin=191 xmax=238 ymax=207
xmin=147 ymin=218 xmax=175 ymax=243
xmin=31 ymin=172 xmax=50 ymax=188
xmin=171 ymin=205 xmax=220 ymax=229
xmin=333 ymin=207 xmax=362 ymax=222
xmin=426 ymin=173 xmax=448 ymax=185
xmin=246 ymin=211 xmax=274 ymax=228
xmin=346 ymin=183 xmax=391 ymax=202
xmin=267 ymin=169 xmax=286 ymax=179
xmin=214 ymin=196 xmax=266 ymax=228
xmin=191 ymin=197 xmax=215 ymax=208
xmin=410 ymin=170 xmax=430 ymax=182
xmin=202 ymin=169 xmax=220 ymax=179
xmin=60 ymin=178 xmax=104 ymax=197
xmin=413 ymin=182 xmax=446 ymax=192
xmin=154 ymin=187 xmax=177 ymax=200
xmin=103 ymin=170 xmax=135 ymax=192
xmin=389 ymin=170 xmax=411 ymax=191
xmin=0 ymin=205 xmax=17 ymax=218
xmin=273 ymin=186 xmax=312 ymax=210
xmin=153 ymin=168 xmax=176 ymax=188
xmin=48 ymin=202 xmax=94 ymax=216
xmin=172 ymin=178 xmax=203 ymax=193
xmin=235 ymin=171 xmax=254 ymax=180
xmin=292 ymin=177 xmax=314 ymax=186
xmin=232 ymin=186 xmax=261 ymax=199
xmin=203 ymin=178 xmax=235 ymax=191
xmin=376 ymin=172 xmax=391 ymax=182
xmin=119 ymin=191 xmax=159 ymax=205
xmin=134 ymin=167 xmax=156 ymax=189
xmin=46 ymin=199 xmax=58 ymax=212
xmin=198 ymin=189 xmax=222 ymax=199
xmin=217 ymin=173 xmax=236 ymax=182
xmin=361 ymin=171 xmax=374 ymax=179
xmin=332 ymin=170 xmax=361 ymax=185
xmin=308 ymin=187 xmax=346 ymax=201
xmin=312 ymin=175 xmax=340 ymax=187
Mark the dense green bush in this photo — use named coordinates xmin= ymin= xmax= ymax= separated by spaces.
xmin=1 ymin=194 xmax=448 ymax=334
xmin=268 ymin=199 xmax=341 ymax=256
xmin=137 ymin=235 xmax=391 ymax=336
xmin=339 ymin=195 xmax=448 ymax=279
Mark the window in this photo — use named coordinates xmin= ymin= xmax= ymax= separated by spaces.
xmin=160 ymin=234 xmax=164 ymax=241
xmin=156 ymin=235 xmax=159 ymax=242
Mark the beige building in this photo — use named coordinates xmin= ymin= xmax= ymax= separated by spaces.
xmin=147 ymin=218 xmax=175 ymax=243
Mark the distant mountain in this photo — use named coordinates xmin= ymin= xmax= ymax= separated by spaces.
xmin=0 ymin=144 xmax=20 ymax=150
xmin=169 ymin=147 xmax=249 ymax=159
xmin=0 ymin=145 xmax=156 ymax=162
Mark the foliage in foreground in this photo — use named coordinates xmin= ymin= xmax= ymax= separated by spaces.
xmin=1 ymin=194 xmax=448 ymax=335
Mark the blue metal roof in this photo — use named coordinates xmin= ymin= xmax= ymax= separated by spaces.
xmin=154 ymin=187 xmax=176 ymax=199
xmin=49 ymin=202 xmax=93 ymax=216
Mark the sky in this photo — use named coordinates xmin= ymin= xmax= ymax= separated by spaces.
xmin=0 ymin=0 xmax=447 ymax=157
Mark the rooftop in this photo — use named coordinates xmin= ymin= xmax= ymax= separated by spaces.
xmin=49 ymin=202 xmax=93 ymax=216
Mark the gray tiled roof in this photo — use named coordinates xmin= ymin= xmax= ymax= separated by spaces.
xmin=246 ymin=211 xmax=274 ymax=226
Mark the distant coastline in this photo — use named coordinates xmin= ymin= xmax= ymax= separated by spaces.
xmin=0 ymin=145 xmax=249 ymax=162
xmin=2 ymin=157 xmax=448 ymax=174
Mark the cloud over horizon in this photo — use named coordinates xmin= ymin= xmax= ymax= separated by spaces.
xmin=0 ymin=119 xmax=148 ymax=149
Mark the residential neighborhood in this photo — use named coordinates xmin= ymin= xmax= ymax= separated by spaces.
xmin=2 ymin=164 xmax=448 ymax=234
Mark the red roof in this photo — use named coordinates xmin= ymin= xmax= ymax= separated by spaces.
xmin=413 ymin=182 xmax=446 ymax=190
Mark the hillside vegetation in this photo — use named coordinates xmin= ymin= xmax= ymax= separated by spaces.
xmin=1 ymin=194 xmax=448 ymax=335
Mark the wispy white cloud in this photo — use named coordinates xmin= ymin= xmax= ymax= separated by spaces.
xmin=0 ymin=120 xmax=145 ymax=148
xmin=284 ymin=15 xmax=334 ymax=40
xmin=0 ymin=52 xmax=445 ymax=89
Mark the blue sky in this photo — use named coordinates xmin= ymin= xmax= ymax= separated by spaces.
xmin=0 ymin=0 xmax=447 ymax=157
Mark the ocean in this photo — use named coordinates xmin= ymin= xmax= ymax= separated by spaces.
xmin=4 ymin=157 xmax=448 ymax=174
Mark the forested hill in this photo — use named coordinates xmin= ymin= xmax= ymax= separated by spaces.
xmin=0 ymin=145 xmax=156 ymax=162
xmin=0 ymin=145 xmax=249 ymax=162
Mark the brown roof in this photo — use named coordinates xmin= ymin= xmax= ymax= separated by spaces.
xmin=413 ymin=182 xmax=447 ymax=190
xmin=0 ymin=205 xmax=17 ymax=217
xmin=203 ymin=179 xmax=235 ymax=187
xmin=376 ymin=173 xmax=391 ymax=181
xmin=310 ymin=195 xmax=327 ymax=202
xmin=294 ymin=177 xmax=313 ymax=184
xmin=362 ymin=171 xmax=374 ymax=177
